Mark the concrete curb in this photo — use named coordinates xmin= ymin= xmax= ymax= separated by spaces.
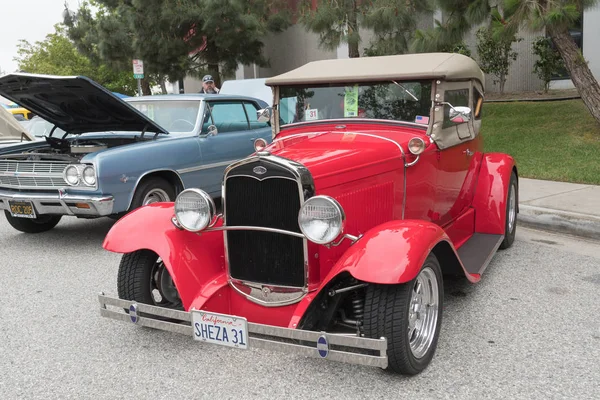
xmin=485 ymin=95 xmax=580 ymax=103
xmin=518 ymin=204 xmax=600 ymax=240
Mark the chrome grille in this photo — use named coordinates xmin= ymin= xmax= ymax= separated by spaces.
xmin=0 ymin=161 xmax=68 ymax=189
xmin=224 ymin=157 xmax=310 ymax=289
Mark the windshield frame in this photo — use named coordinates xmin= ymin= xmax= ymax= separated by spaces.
xmin=273 ymin=79 xmax=435 ymax=135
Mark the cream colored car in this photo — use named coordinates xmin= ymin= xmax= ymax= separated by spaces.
xmin=0 ymin=106 xmax=35 ymax=147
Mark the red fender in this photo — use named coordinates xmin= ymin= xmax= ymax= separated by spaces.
xmin=103 ymin=203 xmax=226 ymax=310
xmin=288 ymin=219 xmax=473 ymax=328
xmin=472 ymin=153 xmax=517 ymax=235
xmin=323 ymin=220 xmax=470 ymax=284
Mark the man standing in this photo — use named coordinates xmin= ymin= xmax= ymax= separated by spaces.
xmin=198 ymin=75 xmax=220 ymax=94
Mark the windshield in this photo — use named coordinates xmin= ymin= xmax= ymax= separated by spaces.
xmin=128 ymin=100 xmax=201 ymax=133
xmin=278 ymin=81 xmax=432 ymax=126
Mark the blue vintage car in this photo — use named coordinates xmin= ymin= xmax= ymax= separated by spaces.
xmin=0 ymin=73 xmax=272 ymax=233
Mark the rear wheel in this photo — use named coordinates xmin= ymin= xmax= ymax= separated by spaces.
xmin=117 ymin=249 xmax=183 ymax=311
xmin=499 ymin=171 xmax=518 ymax=249
xmin=363 ymin=253 xmax=443 ymax=375
xmin=4 ymin=211 xmax=62 ymax=233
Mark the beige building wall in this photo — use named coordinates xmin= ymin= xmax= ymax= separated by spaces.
xmin=462 ymin=23 xmax=544 ymax=93
xmin=236 ymin=24 xmax=338 ymax=80
xmin=182 ymin=76 xmax=203 ymax=93
xmin=184 ymin=7 xmax=600 ymax=95
xmin=584 ymin=4 xmax=600 ymax=81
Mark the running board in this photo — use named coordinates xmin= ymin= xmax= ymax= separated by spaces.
xmin=457 ymin=233 xmax=504 ymax=275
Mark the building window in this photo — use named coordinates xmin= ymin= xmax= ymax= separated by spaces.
xmin=550 ymin=15 xmax=583 ymax=80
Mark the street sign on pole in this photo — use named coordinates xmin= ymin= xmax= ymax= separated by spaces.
xmin=132 ymin=59 xmax=144 ymax=79
xmin=133 ymin=59 xmax=144 ymax=96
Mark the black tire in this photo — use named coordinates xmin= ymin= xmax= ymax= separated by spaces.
xmin=129 ymin=177 xmax=176 ymax=211
xmin=4 ymin=211 xmax=61 ymax=233
xmin=117 ymin=249 xmax=183 ymax=311
xmin=363 ymin=253 xmax=444 ymax=375
xmin=499 ymin=171 xmax=518 ymax=250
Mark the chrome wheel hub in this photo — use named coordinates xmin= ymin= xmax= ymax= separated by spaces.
xmin=508 ymin=183 xmax=517 ymax=233
xmin=408 ymin=267 xmax=439 ymax=359
xmin=143 ymin=188 xmax=170 ymax=205
xmin=150 ymin=259 xmax=181 ymax=308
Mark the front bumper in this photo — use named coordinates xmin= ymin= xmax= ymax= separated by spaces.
xmin=0 ymin=189 xmax=114 ymax=217
xmin=99 ymin=293 xmax=388 ymax=369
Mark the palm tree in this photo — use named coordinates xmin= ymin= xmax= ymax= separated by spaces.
xmin=504 ymin=0 xmax=600 ymax=124
xmin=411 ymin=0 xmax=600 ymax=125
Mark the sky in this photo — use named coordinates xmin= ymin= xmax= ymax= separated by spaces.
xmin=0 ymin=0 xmax=77 ymax=74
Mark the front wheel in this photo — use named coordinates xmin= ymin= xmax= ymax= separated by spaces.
xmin=4 ymin=211 xmax=62 ymax=233
xmin=129 ymin=177 xmax=175 ymax=211
xmin=117 ymin=249 xmax=183 ymax=311
xmin=363 ymin=253 xmax=444 ymax=375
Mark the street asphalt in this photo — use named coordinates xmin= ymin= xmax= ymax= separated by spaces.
xmin=0 ymin=217 xmax=598 ymax=400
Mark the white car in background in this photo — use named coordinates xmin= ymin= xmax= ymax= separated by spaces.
xmin=220 ymin=78 xmax=272 ymax=106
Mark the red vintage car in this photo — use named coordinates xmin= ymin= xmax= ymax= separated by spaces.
xmin=98 ymin=52 xmax=518 ymax=375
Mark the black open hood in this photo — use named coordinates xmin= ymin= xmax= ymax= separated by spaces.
xmin=0 ymin=73 xmax=167 ymax=135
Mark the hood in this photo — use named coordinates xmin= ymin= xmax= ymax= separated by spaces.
xmin=266 ymin=126 xmax=425 ymax=182
xmin=0 ymin=106 xmax=35 ymax=142
xmin=0 ymin=73 xmax=166 ymax=135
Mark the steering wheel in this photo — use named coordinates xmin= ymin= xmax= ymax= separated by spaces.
xmin=170 ymin=119 xmax=195 ymax=131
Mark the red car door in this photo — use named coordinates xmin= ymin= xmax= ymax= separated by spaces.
xmin=431 ymin=84 xmax=484 ymax=227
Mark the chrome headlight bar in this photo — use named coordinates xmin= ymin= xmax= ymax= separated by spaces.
xmin=172 ymin=189 xmax=359 ymax=246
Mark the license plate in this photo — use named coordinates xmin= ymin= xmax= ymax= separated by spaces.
xmin=8 ymin=200 xmax=36 ymax=218
xmin=191 ymin=310 xmax=248 ymax=349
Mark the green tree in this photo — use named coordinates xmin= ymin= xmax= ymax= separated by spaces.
xmin=14 ymin=24 xmax=136 ymax=95
xmin=476 ymin=27 xmax=521 ymax=93
xmin=411 ymin=0 xmax=492 ymax=54
xmin=532 ymin=36 xmax=565 ymax=93
xmin=411 ymin=0 xmax=600 ymax=126
xmin=298 ymin=0 xmax=369 ymax=58
xmin=64 ymin=0 xmax=291 ymax=93
xmin=361 ymin=0 xmax=433 ymax=56
xmin=476 ymin=8 xmax=522 ymax=94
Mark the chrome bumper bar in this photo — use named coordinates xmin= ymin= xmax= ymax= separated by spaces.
xmin=0 ymin=189 xmax=114 ymax=217
xmin=98 ymin=293 xmax=388 ymax=369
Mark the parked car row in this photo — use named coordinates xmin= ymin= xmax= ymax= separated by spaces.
xmin=1 ymin=53 xmax=518 ymax=377
xmin=0 ymin=73 xmax=272 ymax=232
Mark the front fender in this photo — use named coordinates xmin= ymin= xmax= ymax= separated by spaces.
xmin=329 ymin=220 xmax=458 ymax=285
xmin=472 ymin=152 xmax=517 ymax=235
xmin=289 ymin=220 xmax=470 ymax=328
xmin=103 ymin=203 xmax=226 ymax=309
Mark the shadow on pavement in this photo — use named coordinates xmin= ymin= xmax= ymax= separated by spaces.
xmin=1 ymin=216 xmax=117 ymax=250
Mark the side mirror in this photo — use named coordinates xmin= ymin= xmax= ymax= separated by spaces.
xmin=207 ymin=124 xmax=218 ymax=136
xmin=257 ymin=107 xmax=272 ymax=123
xmin=448 ymin=106 xmax=472 ymax=124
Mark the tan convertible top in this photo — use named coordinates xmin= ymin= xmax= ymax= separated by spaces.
xmin=266 ymin=52 xmax=484 ymax=88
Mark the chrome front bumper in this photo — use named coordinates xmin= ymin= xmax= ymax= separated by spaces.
xmin=98 ymin=293 xmax=388 ymax=369
xmin=0 ymin=189 xmax=114 ymax=217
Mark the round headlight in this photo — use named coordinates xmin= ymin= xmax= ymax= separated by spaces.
xmin=254 ymin=138 xmax=268 ymax=152
xmin=408 ymin=137 xmax=426 ymax=155
xmin=82 ymin=166 xmax=96 ymax=186
xmin=298 ymin=196 xmax=345 ymax=244
xmin=64 ymin=165 xmax=80 ymax=186
xmin=174 ymin=189 xmax=216 ymax=232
